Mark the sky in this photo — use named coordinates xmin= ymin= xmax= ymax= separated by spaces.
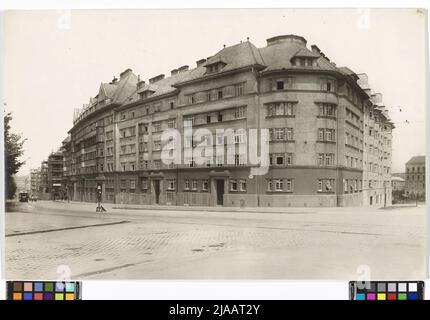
xmin=3 ymin=8 xmax=427 ymax=175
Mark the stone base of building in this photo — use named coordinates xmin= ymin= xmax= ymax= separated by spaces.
xmin=106 ymin=191 xmax=367 ymax=207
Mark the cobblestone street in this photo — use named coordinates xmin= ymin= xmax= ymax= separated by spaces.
xmin=5 ymin=201 xmax=426 ymax=280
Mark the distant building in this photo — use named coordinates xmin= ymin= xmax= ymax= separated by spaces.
xmin=30 ymin=169 xmax=41 ymax=196
xmin=405 ymin=156 xmax=425 ymax=197
xmin=391 ymin=176 xmax=405 ymax=191
xmin=47 ymin=151 xmax=64 ymax=200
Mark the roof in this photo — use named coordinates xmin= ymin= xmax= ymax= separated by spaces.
xmin=258 ymin=38 xmax=338 ymax=73
xmin=391 ymin=176 xmax=405 ymax=182
xmin=406 ymin=156 xmax=426 ymax=165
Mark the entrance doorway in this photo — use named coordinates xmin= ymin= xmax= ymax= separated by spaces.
xmin=216 ymin=180 xmax=224 ymax=205
xmin=153 ymin=180 xmax=161 ymax=204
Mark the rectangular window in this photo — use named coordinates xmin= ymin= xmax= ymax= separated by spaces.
xmin=167 ymin=179 xmax=175 ymax=191
xmin=153 ymin=122 xmax=161 ymax=132
xmin=274 ymin=128 xmax=284 ymax=140
xmin=318 ymin=128 xmax=324 ymax=141
xmin=286 ymin=153 xmax=293 ymax=165
xmin=240 ymin=179 xmax=247 ymax=191
xmin=184 ymin=179 xmax=190 ymax=190
xmin=130 ymin=180 xmax=136 ymax=190
xmin=276 ymin=80 xmax=284 ymax=90
xmin=286 ymin=128 xmax=293 ymax=140
xmin=318 ymin=153 xmax=324 ymax=166
xmin=235 ymin=83 xmax=244 ymax=96
xmin=167 ymin=119 xmax=176 ymax=128
xmin=275 ymin=179 xmax=283 ymax=191
xmin=202 ymin=180 xmax=209 ymax=191
xmin=234 ymin=107 xmax=246 ymax=119
xmin=230 ymin=180 xmax=238 ymax=191
xmin=275 ymin=154 xmax=284 ymax=166
xmin=285 ymin=179 xmax=293 ymax=192
xmin=191 ymin=180 xmax=198 ymax=190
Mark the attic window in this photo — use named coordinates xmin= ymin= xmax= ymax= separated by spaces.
xmin=206 ymin=61 xmax=225 ymax=74
xmin=276 ymin=80 xmax=284 ymax=90
xmin=292 ymin=57 xmax=315 ymax=67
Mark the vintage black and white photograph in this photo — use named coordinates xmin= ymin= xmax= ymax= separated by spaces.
xmin=3 ymin=8 xmax=427 ymax=280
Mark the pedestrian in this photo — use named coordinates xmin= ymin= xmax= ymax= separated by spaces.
xmin=96 ymin=185 xmax=107 ymax=213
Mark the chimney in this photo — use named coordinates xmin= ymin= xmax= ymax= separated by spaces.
xmin=196 ymin=59 xmax=206 ymax=67
xmin=311 ymin=45 xmax=321 ymax=54
xmin=171 ymin=69 xmax=179 ymax=76
xmin=178 ymin=65 xmax=189 ymax=73
xmin=119 ymin=68 xmax=133 ymax=79
xmin=137 ymin=80 xmax=146 ymax=89
xmin=149 ymin=74 xmax=165 ymax=84
xmin=110 ymin=76 xmax=118 ymax=84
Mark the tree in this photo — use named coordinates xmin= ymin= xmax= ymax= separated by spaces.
xmin=4 ymin=112 xmax=27 ymax=199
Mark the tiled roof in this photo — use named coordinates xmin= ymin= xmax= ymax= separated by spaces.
xmin=293 ymin=47 xmax=321 ymax=58
xmin=406 ymin=156 xmax=426 ymax=165
xmin=258 ymin=40 xmax=338 ymax=73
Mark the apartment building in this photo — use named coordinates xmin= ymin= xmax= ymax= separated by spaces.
xmin=405 ymin=155 xmax=426 ymax=197
xmin=64 ymin=34 xmax=393 ymax=207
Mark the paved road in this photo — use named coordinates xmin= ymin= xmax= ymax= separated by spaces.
xmin=5 ymin=201 xmax=426 ymax=280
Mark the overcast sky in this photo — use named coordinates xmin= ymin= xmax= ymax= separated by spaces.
xmin=4 ymin=8 xmax=427 ymax=175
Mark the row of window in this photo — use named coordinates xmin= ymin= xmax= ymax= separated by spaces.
xmin=184 ymin=83 xmax=245 ymax=106
xmin=318 ymin=128 xmax=335 ymax=142
xmin=184 ymin=106 xmax=246 ymax=127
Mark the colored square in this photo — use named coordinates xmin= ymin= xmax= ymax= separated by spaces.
xmin=387 ymin=293 xmax=397 ymax=300
xmin=377 ymin=283 xmax=386 ymax=292
xmin=23 ymin=282 xmax=33 ymax=292
xmin=65 ymin=282 xmax=75 ymax=292
xmin=13 ymin=282 xmax=23 ymax=291
xmin=44 ymin=293 xmax=54 ymax=300
xmin=56 ymin=282 xmax=65 ymax=291
xmin=408 ymin=293 xmax=418 ymax=300
xmin=34 ymin=293 xmax=44 ymax=300
xmin=398 ymin=293 xmax=407 ymax=300
xmin=23 ymin=293 xmax=33 ymax=300
xmin=45 ymin=282 xmax=54 ymax=291
xmin=408 ymin=283 xmax=418 ymax=292
xmin=387 ymin=283 xmax=396 ymax=292
xmin=377 ymin=293 xmax=386 ymax=300
xmin=367 ymin=293 xmax=376 ymax=300
xmin=356 ymin=293 xmax=366 ymax=300
xmin=65 ymin=293 xmax=75 ymax=300
xmin=55 ymin=293 xmax=64 ymax=300
xmin=13 ymin=292 xmax=22 ymax=300
xmin=34 ymin=282 xmax=44 ymax=292
xmin=398 ymin=283 xmax=407 ymax=292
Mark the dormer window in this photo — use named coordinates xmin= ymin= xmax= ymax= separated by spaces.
xmin=205 ymin=60 xmax=226 ymax=74
xmin=139 ymin=90 xmax=154 ymax=100
xmin=292 ymin=57 xmax=316 ymax=67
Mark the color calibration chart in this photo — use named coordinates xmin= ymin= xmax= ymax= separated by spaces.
xmin=7 ymin=281 xmax=81 ymax=300
xmin=350 ymin=281 xmax=424 ymax=300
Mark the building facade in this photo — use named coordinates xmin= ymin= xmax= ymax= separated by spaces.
xmin=30 ymin=168 xmax=41 ymax=196
xmin=405 ymin=156 xmax=425 ymax=197
xmin=47 ymin=151 xmax=65 ymax=200
xmin=63 ymin=34 xmax=394 ymax=207
xmin=391 ymin=176 xmax=406 ymax=191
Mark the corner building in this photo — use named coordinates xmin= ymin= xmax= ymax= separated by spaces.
xmin=66 ymin=35 xmax=393 ymax=207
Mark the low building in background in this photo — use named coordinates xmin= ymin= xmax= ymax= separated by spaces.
xmin=30 ymin=168 xmax=41 ymax=196
xmin=391 ymin=176 xmax=405 ymax=191
xmin=405 ymin=155 xmax=426 ymax=199
xmin=47 ymin=151 xmax=64 ymax=200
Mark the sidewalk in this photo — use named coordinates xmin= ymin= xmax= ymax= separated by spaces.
xmin=33 ymin=199 xmax=418 ymax=215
